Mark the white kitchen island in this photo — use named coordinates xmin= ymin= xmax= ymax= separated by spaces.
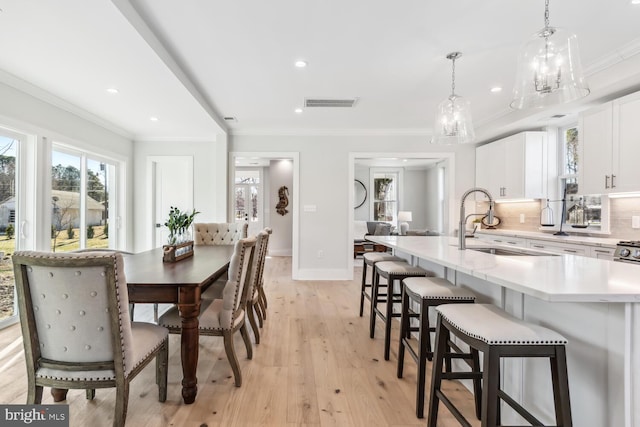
xmin=367 ymin=235 xmax=640 ymax=427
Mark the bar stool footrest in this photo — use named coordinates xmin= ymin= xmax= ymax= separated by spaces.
xmin=434 ymin=390 xmax=473 ymax=427
xmin=498 ymin=389 xmax=546 ymax=426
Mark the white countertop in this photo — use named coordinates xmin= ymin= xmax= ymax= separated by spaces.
xmin=474 ymin=229 xmax=619 ymax=248
xmin=367 ymin=235 xmax=640 ymax=303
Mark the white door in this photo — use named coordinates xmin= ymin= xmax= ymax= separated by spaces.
xmin=234 ymin=169 xmax=263 ymax=237
xmin=151 ymin=156 xmax=193 ymax=247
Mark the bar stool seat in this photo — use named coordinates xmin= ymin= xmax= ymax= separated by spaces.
xmin=359 ymin=253 xmax=403 ymax=317
xmin=371 ymin=261 xmax=433 ymax=360
xmin=397 ymin=277 xmax=476 ymax=418
xmin=428 ymin=303 xmax=572 ymax=427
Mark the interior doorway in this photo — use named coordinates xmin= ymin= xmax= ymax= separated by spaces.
xmin=348 ymin=152 xmax=456 ymax=274
xmin=229 ymin=152 xmax=300 ymax=278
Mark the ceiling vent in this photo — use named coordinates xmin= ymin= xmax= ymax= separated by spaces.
xmin=304 ymin=98 xmax=357 ymax=108
xmin=223 ymin=116 xmax=237 ymax=122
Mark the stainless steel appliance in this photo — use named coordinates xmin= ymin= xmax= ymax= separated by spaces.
xmin=614 ymin=241 xmax=640 ymax=264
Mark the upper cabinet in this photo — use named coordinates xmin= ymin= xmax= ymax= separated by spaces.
xmin=476 ymin=131 xmax=547 ymax=200
xmin=579 ymin=90 xmax=640 ymax=194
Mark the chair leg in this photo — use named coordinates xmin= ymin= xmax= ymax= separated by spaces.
xmin=481 ymin=349 xmax=500 ymax=427
xmin=27 ymin=383 xmax=43 ymax=404
xmin=153 ymin=303 xmax=159 ymax=323
xmin=129 ymin=303 xmax=135 ymax=320
xmin=240 ymin=323 xmax=253 ymax=359
xmin=156 ymin=337 xmax=168 ymax=402
xmin=258 ymin=290 xmax=267 ymax=322
xmin=370 ymin=269 xmax=380 ymax=338
xmin=247 ymin=301 xmax=261 ymax=344
xmin=224 ymin=330 xmax=243 ymax=387
xmin=416 ymin=297 xmax=430 ymax=418
xmin=427 ymin=316 xmax=449 ymax=427
xmin=397 ymin=286 xmax=410 ymax=378
xmin=114 ymin=382 xmax=130 ymax=427
xmin=551 ymin=345 xmax=573 ymax=426
xmin=256 ymin=297 xmax=265 ymax=327
xmin=360 ymin=262 xmax=368 ymax=316
xmin=471 ymin=348 xmax=482 ymax=420
xmin=86 ymin=389 xmax=95 ymax=400
xmin=259 ymin=286 xmax=268 ymax=310
xmin=384 ymin=277 xmax=395 ymax=360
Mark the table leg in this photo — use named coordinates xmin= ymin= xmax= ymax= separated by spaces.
xmin=178 ymin=287 xmax=201 ymax=404
xmin=51 ymin=388 xmax=68 ymax=402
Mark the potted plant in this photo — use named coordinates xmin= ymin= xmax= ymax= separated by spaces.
xmin=164 ymin=206 xmax=200 ymax=245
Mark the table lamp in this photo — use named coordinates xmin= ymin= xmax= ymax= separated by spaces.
xmin=398 ymin=211 xmax=412 ymax=235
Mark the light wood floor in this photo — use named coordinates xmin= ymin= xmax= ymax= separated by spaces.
xmin=0 ymin=256 xmax=479 ymax=426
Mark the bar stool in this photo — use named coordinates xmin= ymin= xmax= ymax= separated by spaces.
xmin=359 ymin=252 xmax=404 ymax=317
xmin=428 ymin=304 xmax=572 ymax=427
xmin=397 ymin=276 xmax=477 ymax=419
xmin=371 ymin=260 xmax=433 ymax=360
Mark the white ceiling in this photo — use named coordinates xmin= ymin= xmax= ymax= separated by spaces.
xmin=0 ymin=0 xmax=639 ymax=142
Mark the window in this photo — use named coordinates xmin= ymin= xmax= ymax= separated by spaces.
xmin=558 ymin=126 xmax=605 ymax=230
xmin=0 ymin=133 xmax=20 ymax=325
xmin=52 ymin=147 xmax=117 ymax=252
xmin=371 ymin=170 xmax=400 ymax=225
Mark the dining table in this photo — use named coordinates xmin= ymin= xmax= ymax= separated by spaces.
xmin=50 ymin=245 xmax=234 ymax=404
xmin=124 ymin=245 xmax=234 ymax=403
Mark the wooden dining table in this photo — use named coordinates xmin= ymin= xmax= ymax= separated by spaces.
xmin=123 ymin=245 xmax=235 ymax=404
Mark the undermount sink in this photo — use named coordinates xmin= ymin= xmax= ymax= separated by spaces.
xmin=468 ymin=247 xmax=558 ymax=256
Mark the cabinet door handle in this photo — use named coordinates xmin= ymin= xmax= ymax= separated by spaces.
xmin=493 ymin=239 xmax=503 ymax=243
xmin=594 ymin=249 xmax=610 ymax=254
xmin=605 ymin=175 xmax=610 ymax=189
xmin=532 ymin=244 xmax=545 ymax=249
xmin=506 ymin=241 xmax=518 ymax=245
xmin=564 ymin=249 xmax=578 ymax=253
xmin=611 ymin=174 xmax=616 ymax=188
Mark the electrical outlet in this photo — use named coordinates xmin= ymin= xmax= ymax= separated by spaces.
xmin=317 ymin=250 xmax=324 ymax=258
xmin=519 ymin=214 xmax=525 ymax=224
xmin=632 ymin=216 xmax=640 ymax=229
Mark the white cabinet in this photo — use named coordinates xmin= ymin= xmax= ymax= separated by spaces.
xmin=589 ymin=246 xmax=615 ymax=261
xmin=475 ymin=234 xmax=527 ymax=248
xmin=476 ymin=132 xmax=547 ymax=200
xmin=579 ymin=90 xmax=640 ymax=194
xmin=527 ymin=240 xmax=588 ymax=256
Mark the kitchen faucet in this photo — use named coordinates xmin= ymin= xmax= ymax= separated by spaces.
xmin=459 ymin=187 xmax=495 ymax=250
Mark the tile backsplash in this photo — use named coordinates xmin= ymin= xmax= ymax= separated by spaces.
xmin=474 ymin=197 xmax=640 ymax=240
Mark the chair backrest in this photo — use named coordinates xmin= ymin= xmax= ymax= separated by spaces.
xmin=244 ymin=230 xmax=270 ymax=303
xmin=366 ymin=221 xmax=391 ymax=235
xmin=12 ymin=251 xmax=136 ymax=381
xmin=194 ymin=223 xmax=248 ymax=245
xmin=220 ymin=236 xmax=256 ymax=329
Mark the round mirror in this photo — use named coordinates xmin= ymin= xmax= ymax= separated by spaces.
xmin=354 ymin=179 xmax=367 ymax=209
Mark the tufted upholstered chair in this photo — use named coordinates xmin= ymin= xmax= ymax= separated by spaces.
xmin=194 ymin=222 xmax=248 ymax=246
xmin=255 ymin=227 xmax=272 ymax=320
xmin=159 ymin=236 xmax=256 ymax=387
xmin=245 ymin=229 xmax=270 ymax=344
xmin=12 ymin=251 xmax=169 ymax=427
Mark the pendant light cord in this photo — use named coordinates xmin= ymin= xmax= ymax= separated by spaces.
xmin=544 ymin=0 xmax=550 ymax=29
xmin=451 ymin=56 xmax=456 ymax=98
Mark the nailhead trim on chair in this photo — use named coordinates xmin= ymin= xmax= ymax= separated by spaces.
xmin=436 ymin=304 xmax=568 ymax=345
xmin=403 ymin=277 xmax=476 ymax=301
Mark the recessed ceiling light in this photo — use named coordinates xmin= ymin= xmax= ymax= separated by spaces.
xmin=490 ymin=86 xmax=503 ymax=93
xmin=631 ymin=0 xmax=640 ymax=4
xmin=150 ymin=116 xmax=158 ymax=122
xmin=295 ymin=60 xmax=307 ymax=68
xmin=106 ymin=88 xmax=119 ymax=94
xmin=294 ymin=108 xmax=303 ymax=114
xmin=403 ymin=159 xmax=408 ymax=162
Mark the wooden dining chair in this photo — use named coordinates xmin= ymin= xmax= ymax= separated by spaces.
xmin=194 ymin=222 xmax=248 ymax=245
xmin=159 ymin=236 xmax=257 ymax=386
xmin=254 ymin=227 xmax=272 ymax=322
xmin=12 ymin=251 xmax=169 ymax=427
xmin=245 ymin=229 xmax=270 ymax=343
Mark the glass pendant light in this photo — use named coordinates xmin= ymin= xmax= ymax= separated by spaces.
xmin=431 ymin=52 xmax=475 ymax=144
xmin=511 ymin=0 xmax=589 ymax=109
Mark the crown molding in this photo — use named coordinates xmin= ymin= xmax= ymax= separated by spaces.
xmin=134 ymin=136 xmax=219 ymax=143
xmin=230 ymin=128 xmax=433 ymax=137
xmin=0 ymin=69 xmax=133 ymax=139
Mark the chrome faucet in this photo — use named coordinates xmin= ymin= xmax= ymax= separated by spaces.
xmin=459 ymin=187 xmax=495 ymax=250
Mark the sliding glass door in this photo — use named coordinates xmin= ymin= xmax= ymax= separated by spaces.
xmin=52 ymin=147 xmax=117 ymax=252
xmin=0 ymin=133 xmax=20 ymax=326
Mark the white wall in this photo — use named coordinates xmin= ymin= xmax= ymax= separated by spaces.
xmin=132 ymin=137 xmax=227 ymax=252
xmin=0 ymin=81 xmax=134 ymax=250
xmin=402 ymin=169 xmax=428 ymax=230
xmin=231 ymin=134 xmax=476 ymax=279
xmin=425 ymin=165 xmax=441 ymax=231
xmin=268 ymin=159 xmax=293 ymax=255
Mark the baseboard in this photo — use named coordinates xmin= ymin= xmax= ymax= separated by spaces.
xmin=293 ymin=268 xmax=351 ymax=280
